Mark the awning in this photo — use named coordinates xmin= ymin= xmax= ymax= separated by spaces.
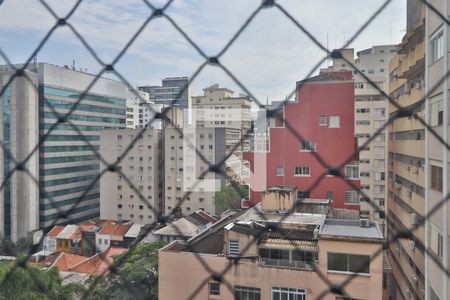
xmin=259 ymin=238 xmax=318 ymax=251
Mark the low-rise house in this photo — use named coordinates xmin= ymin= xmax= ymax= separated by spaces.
xmin=123 ymin=223 xmax=143 ymax=248
xmin=159 ymin=187 xmax=385 ymax=299
xmin=56 ymin=225 xmax=81 ymax=254
xmin=96 ymin=222 xmax=132 ymax=252
xmin=153 ymin=210 xmax=217 ymax=243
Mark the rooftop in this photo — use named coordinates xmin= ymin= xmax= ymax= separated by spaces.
xmin=319 ymin=219 xmax=383 ymax=241
xmin=99 ymin=223 xmax=132 ymax=236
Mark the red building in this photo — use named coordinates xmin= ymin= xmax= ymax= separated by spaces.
xmin=244 ymin=71 xmax=360 ymax=210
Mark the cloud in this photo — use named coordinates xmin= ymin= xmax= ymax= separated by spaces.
xmin=0 ymin=0 xmax=406 ymax=100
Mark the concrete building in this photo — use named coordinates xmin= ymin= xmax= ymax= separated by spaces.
xmin=164 ymin=125 xmax=241 ymax=215
xmin=100 ymin=129 xmax=162 ymax=224
xmin=424 ymin=1 xmax=450 ymax=299
xmin=387 ymin=1 xmax=426 ymax=299
xmin=0 ymin=62 xmax=128 ymax=241
xmin=0 ymin=67 xmax=40 ymax=242
xmin=244 ymin=71 xmax=360 ymax=210
xmin=126 ymin=89 xmax=165 ymax=129
xmin=159 ymin=187 xmax=385 ymax=300
xmin=328 ymin=45 xmax=397 ymax=229
xmin=139 ymin=77 xmax=189 ymax=108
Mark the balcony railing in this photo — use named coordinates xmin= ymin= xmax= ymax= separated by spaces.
xmin=259 ymin=258 xmax=315 ymax=271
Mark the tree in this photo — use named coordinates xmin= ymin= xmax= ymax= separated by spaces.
xmin=214 ymin=181 xmax=249 ymax=214
xmin=87 ymin=241 xmax=165 ymax=300
xmin=0 ymin=258 xmax=83 ymax=300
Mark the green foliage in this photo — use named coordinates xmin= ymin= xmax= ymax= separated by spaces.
xmin=214 ymin=181 xmax=248 ymax=214
xmin=87 ymin=241 xmax=166 ymax=300
xmin=0 ymin=260 xmax=83 ymax=300
xmin=0 ymin=238 xmax=32 ymax=256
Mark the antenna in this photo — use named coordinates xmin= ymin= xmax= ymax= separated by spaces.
xmin=72 ymin=59 xmax=75 ymax=70
xmin=326 ymin=34 xmax=329 ymax=67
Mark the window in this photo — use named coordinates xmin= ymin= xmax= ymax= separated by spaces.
xmin=301 ymin=141 xmax=317 ymax=151
xmin=344 ymin=190 xmax=359 ymax=204
xmin=297 ymin=191 xmax=310 ymax=199
xmin=294 ymin=166 xmax=310 ymax=176
xmin=327 ymin=252 xmax=370 ymax=274
xmin=209 ymin=283 xmax=220 ymax=296
xmin=345 ymin=165 xmax=359 ymax=179
xmin=117 ymin=204 xmax=122 ymax=209
xmin=374 ymin=108 xmax=385 ymax=117
xmin=374 ymin=172 xmax=385 ymax=181
xmin=228 ymin=240 xmax=240 ymax=256
xmin=326 ymin=191 xmax=334 ymax=201
xmin=104 ymin=239 xmax=108 ymax=244
xmin=319 ymin=115 xmax=327 ymax=126
xmin=355 ymin=82 xmax=364 ymax=89
xmin=98 ymin=239 xmax=102 ymax=244
xmin=431 ymin=165 xmax=443 ymax=192
xmin=430 ymin=30 xmax=444 ymax=63
xmin=234 ymin=286 xmax=261 ymax=300
xmin=430 ymin=225 xmax=443 ymax=258
xmin=329 ymin=116 xmax=340 ymax=128
xmin=272 ymin=287 xmax=306 ymax=300
xmin=430 ymin=99 xmax=443 ymax=126
xmin=276 ymin=165 xmax=284 ymax=176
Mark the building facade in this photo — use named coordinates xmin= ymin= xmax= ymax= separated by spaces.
xmin=387 ymin=1 xmax=426 ymax=299
xmin=244 ymin=71 xmax=360 ymax=210
xmin=0 ymin=67 xmax=40 ymax=241
xmin=424 ymin=1 xmax=450 ymax=299
xmin=329 ymin=45 xmax=397 ymax=228
xmin=139 ymin=76 xmax=189 ymax=108
xmin=159 ymin=188 xmax=384 ymax=300
xmin=100 ymin=129 xmax=162 ymax=224
xmin=126 ymin=89 xmax=164 ymax=129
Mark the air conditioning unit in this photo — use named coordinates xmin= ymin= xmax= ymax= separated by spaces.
xmin=414 ymin=82 xmax=421 ymax=89
xmin=412 ymin=167 xmax=419 ymax=174
xmin=395 ymin=182 xmax=402 ymax=190
xmin=359 ymin=219 xmax=371 ymax=227
xmin=410 ymin=213 xmax=417 ymax=226
xmin=409 ymin=240 xmax=415 ymax=251
xmin=411 ymin=275 xmax=418 ymax=285
xmin=406 ymin=189 xmax=413 ymax=198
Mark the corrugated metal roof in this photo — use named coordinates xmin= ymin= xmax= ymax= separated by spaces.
xmin=259 ymin=238 xmax=318 ymax=251
xmin=124 ymin=223 xmax=143 ymax=238
xmin=57 ymin=225 xmax=78 ymax=240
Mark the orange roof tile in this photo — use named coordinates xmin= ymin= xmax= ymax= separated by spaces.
xmin=51 ymin=253 xmax=88 ymax=272
xmin=47 ymin=225 xmax=66 ymax=237
xmin=70 ymin=247 xmax=127 ymax=275
xmin=99 ymin=223 xmax=132 ymax=236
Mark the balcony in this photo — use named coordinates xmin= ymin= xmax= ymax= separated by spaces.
xmin=259 ymin=258 xmax=315 ymax=271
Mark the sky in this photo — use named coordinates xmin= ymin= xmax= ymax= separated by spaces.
xmin=0 ymin=0 xmax=406 ymax=104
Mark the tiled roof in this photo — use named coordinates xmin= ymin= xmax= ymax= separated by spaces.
xmin=57 ymin=225 xmax=79 ymax=240
xmin=99 ymin=223 xmax=132 ymax=236
xmin=189 ymin=230 xmax=224 ymax=255
xmin=297 ymin=71 xmax=353 ymax=84
xmin=47 ymin=226 xmax=65 ymax=237
xmin=319 ymin=219 xmax=383 ymax=240
xmin=70 ymin=247 xmax=127 ymax=275
xmin=154 ymin=218 xmax=199 ymax=237
xmin=51 ymin=253 xmax=88 ymax=271
xmin=186 ymin=210 xmax=217 ymax=226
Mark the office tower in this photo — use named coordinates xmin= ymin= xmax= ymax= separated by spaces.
xmin=0 ymin=62 xmax=128 ymax=241
xmin=387 ymin=1 xmax=426 ymax=298
xmin=244 ymin=71 xmax=360 ymax=210
xmin=0 ymin=66 xmax=39 ymax=242
xmin=424 ymin=0 xmax=450 ymax=299
xmin=139 ymin=76 xmax=189 ymax=108
xmin=99 ymin=128 xmax=162 ymax=224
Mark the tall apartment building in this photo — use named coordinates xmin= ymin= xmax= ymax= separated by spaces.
xmin=387 ymin=1 xmax=426 ymax=299
xmin=99 ymin=129 xmax=162 ymax=224
xmin=159 ymin=187 xmax=385 ymax=299
xmin=425 ymin=1 xmax=450 ymax=299
xmin=139 ymin=77 xmax=189 ymax=108
xmin=329 ymin=46 xmax=397 ymax=228
xmin=0 ymin=63 xmax=128 ymax=241
xmin=244 ymin=71 xmax=360 ymax=210
xmin=126 ymin=89 xmax=164 ymax=129
xmin=0 ymin=67 xmax=40 ymax=242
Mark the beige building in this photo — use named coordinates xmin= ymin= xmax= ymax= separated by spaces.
xmin=387 ymin=1 xmax=426 ymax=299
xmin=164 ymin=125 xmax=241 ymax=215
xmin=99 ymin=129 xmax=162 ymax=223
xmin=159 ymin=187 xmax=385 ymax=299
xmin=424 ymin=0 xmax=450 ymax=299
xmin=328 ymin=46 xmax=397 ymax=230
